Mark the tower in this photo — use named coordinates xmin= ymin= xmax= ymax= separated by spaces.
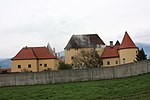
xmin=119 ymin=31 xmax=138 ymax=64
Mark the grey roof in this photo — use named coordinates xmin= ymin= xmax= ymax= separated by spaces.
xmin=64 ymin=34 xmax=105 ymax=49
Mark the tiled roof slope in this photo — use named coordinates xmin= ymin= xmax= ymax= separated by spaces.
xmin=101 ymin=41 xmax=120 ymax=59
xmin=12 ymin=47 xmax=56 ymax=60
xmin=120 ymin=31 xmax=137 ymax=49
xmin=64 ymin=34 xmax=105 ymax=49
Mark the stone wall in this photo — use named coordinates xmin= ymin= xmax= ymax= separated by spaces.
xmin=0 ymin=60 xmax=150 ymax=87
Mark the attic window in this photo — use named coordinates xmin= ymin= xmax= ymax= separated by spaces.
xmin=75 ymin=48 xmax=78 ymax=51
xmin=67 ymin=49 xmax=70 ymax=51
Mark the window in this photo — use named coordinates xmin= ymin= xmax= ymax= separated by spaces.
xmin=28 ymin=64 xmax=31 ymax=68
xmin=136 ymin=50 xmax=138 ymax=55
xmin=123 ymin=58 xmax=126 ymax=64
xmin=71 ymin=56 xmax=74 ymax=60
xmin=107 ymin=61 xmax=110 ymax=65
xmin=116 ymin=60 xmax=118 ymax=64
xmin=75 ymin=48 xmax=78 ymax=51
xmin=18 ymin=65 xmax=21 ymax=68
xmin=67 ymin=49 xmax=70 ymax=51
xmin=44 ymin=64 xmax=47 ymax=67
xmin=40 ymin=64 xmax=42 ymax=66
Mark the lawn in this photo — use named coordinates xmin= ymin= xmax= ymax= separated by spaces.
xmin=0 ymin=73 xmax=150 ymax=100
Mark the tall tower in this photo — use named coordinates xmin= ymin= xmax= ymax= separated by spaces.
xmin=119 ymin=31 xmax=138 ymax=64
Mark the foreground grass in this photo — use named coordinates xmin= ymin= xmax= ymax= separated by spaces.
xmin=0 ymin=73 xmax=150 ymax=100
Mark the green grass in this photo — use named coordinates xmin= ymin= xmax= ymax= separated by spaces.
xmin=0 ymin=73 xmax=150 ymax=100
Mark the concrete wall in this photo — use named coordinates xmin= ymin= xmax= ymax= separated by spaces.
xmin=0 ymin=60 xmax=150 ymax=87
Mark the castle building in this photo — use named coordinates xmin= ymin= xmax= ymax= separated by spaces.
xmin=11 ymin=46 xmax=59 ymax=72
xmin=64 ymin=34 xmax=106 ymax=64
xmin=65 ymin=31 xmax=138 ymax=67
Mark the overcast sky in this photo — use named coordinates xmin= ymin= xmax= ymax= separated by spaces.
xmin=0 ymin=0 xmax=150 ymax=58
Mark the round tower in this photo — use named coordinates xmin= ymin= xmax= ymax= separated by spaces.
xmin=119 ymin=31 xmax=138 ymax=64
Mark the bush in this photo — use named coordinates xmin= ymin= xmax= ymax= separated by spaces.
xmin=58 ymin=62 xmax=72 ymax=70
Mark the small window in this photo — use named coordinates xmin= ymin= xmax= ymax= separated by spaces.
xmin=40 ymin=64 xmax=42 ymax=66
xmin=136 ymin=50 xmax=138 ymax=55
xmin=75 ymin=48 xmax=78 ymax=51
xmin=71 ymin=56 xmax=74 ymax=60
xmin=18 ymin=65 xmax=21 ymax=68
xmin=44 ymin=64 xmax=47 ymax=67
xmin=123 ymin=58 xmax=126 ymax=64
xmin=67 ymin=49 xmax=70 ymax=51
xmin=28 ymin=64 xmax=31 ymax=68
xmin=116 ymin=60 xmax=118 ymax=64
xmin=107 ymin=61 xmax=110 ymax=65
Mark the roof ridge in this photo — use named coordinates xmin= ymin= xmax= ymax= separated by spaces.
xmin=31 ymin=48 xmax=38 ymax=59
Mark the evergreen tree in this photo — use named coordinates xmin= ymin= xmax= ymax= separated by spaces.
xmin=136 ymin=48 xmax=147 ymax=61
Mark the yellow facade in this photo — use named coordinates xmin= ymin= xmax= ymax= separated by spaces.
xmin=119 ymin=48 xmax=138 ymax=64
xmin=11 ymin=59 xmax=59 ymax=72
xmin=102 ymin=58 xmax=120 ymax=67
xmin=65 ymin=47 xmax=138 ymax=67
xmin=65 ymin=47 xmax=104 ymax=64
xmin=38 ymin=59 xmax=59 ymax=71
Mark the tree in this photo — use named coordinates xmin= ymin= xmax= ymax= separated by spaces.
xmin=58 ymin=62 xmax=72 ymax=70
xmin=72 ymin=49 xmax=101 ymax=69
xmin=136 ymin=48 xmax=147 ymax=61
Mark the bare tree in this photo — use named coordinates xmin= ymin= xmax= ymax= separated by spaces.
xmin=72 ymin=49 xmax=101 ymax=69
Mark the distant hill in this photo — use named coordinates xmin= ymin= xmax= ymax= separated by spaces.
xmin=0 ymin=59 xmax=11 ymax=68
xmin=136 ymin=43 xmax=150 ymax=58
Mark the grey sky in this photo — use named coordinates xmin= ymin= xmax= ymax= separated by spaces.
xmin=0 ymin=0 xmax=150 ymax=58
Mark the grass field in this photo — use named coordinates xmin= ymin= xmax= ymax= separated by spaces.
xmin=0 ymin=73 xmax=150 ymax=100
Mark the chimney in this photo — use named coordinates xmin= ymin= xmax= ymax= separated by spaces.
xmin=53 ymin=48 xmax=55 ymax=53
xmin=110 ymin=41 xmax=113 ymax=48
xmin=58 ymin=53 xmax=60 ymax=58
xmin=53 ymin=48 xmax=57 ymax=58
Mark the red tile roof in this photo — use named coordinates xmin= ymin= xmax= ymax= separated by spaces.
xmin=120 ymin=31 xmax=137 ymax=49
xmin=12 ymin=47 xmax=56 ymax=60
xmin=101 ymin=41 xmax=120 ymax=59
xmin=0 ymin=68 xmax=11 ymax=72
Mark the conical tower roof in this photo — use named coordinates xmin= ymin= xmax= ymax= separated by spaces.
xmin=120 ymin=31 xmax=137 ymax=49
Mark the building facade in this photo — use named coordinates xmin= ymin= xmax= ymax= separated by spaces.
xmin=64 ymin=34 xmax=106 ymax=65
xmin=11 ymin=46 xmax=59 ymax=72
xmin=65 ymin=32 xmax=138 ymax=67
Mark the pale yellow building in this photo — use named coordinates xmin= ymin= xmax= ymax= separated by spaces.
xmin=64 ymin=34 xmax=106 ymax=65
xmin=101 ymin=31 xmax=138 ymax=67
xmin=65 ymin=32 xmax=138 ymax=67
xmin=11 ymin=46 xmax=59 ymax=72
